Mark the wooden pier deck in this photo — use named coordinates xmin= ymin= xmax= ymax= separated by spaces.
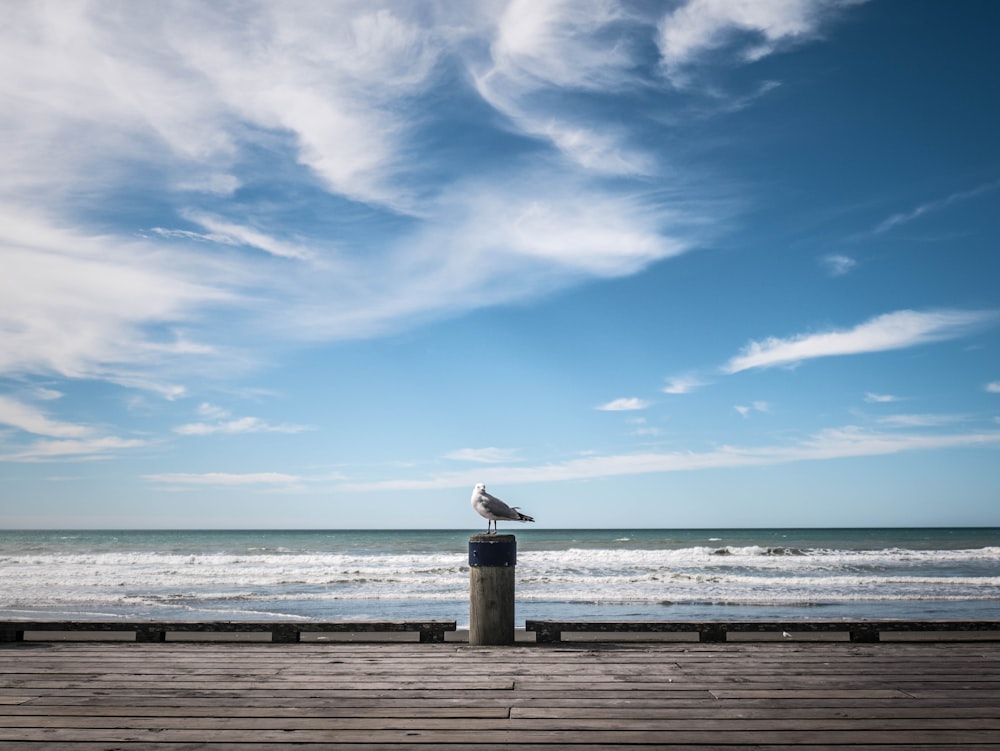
xmin=2 ymin=638 xmax=999 ymax=750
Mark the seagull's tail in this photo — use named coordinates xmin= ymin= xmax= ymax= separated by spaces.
xmin=514 ymin=510 xmax=535 ymax=523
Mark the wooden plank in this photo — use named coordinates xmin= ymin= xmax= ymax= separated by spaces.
xmin=3 ymin=715 xmax=1000 ymax=731
xmin=3 ymin=706 xmax=514 ymax=719
xmin=0 ymin=744 xmax=771 ymax=751
xmin=511 ymin=705 xmax=1000 ymax=720
xmin=2 ymin=640 xmax=998 ymax=749
xmin=1 ymin=727 xmax=999 ymax=743
xmin=8 ymin=703 xmax=1000 ymax=720
xmin=2 ymin=747 xmax=982 ymax=751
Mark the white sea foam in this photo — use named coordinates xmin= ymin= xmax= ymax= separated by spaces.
xmin=2 ymin=544 xmax=997 ymax=617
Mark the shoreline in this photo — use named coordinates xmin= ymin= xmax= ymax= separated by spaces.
xmin=4 ymin=596 xmax=999 ymax=628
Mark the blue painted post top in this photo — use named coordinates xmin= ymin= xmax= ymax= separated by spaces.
xmin=468 ymin=534 xmax=517 ymax=567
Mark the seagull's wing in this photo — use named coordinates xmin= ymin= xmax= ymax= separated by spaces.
xmin=480 ymin=490 xmax=521 ymax=520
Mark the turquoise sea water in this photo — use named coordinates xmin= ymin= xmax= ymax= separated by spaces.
xmin=0 ymin=528 xmax=997 ymax=626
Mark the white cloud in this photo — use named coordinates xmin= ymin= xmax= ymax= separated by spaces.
xmin=482 ymin=183 xmax=687 ymax=275
xmin=0 ymin=396 xmax=91 ymax=438
xmin=0 ymin=209 xmax=233 ymax=383
xmin=475 ymin=0 xmax=654 ymax=175
xmin=2 ymin=436 xmax=147 ymax=462
xmin=986 ymin=382 xmax=1000 ymax=394
xmin=0 ymin=3 xmax=442 ymax=211
xmin=174 ymin=404 xmax=311 ymax=436
xmin=32 ymin=388 xmax=64 ymax=401
xmin=341 ymin=424 xmax=1000 ymax=491
xmin=445 ymin=447 xmax=520 ymax=464
xmin=286 ymin=174 xmax=696 ymax=342
xmin=735 ymin=400 xmax=769 ymax=418
xmin=197 ymin=403 xmax=231 ymax=420
xmin=489 ymin=0 xmax=632 ymax=91
xmin=144 ymin=472 xmax=301 ymax=486
xmin=173 ymin=418 xmax=310 ymax=436
xmin=0 ymin=3 xmax=713 ymax=385
xmin=876 ymin=413 xmax=965 ymax=428
xmin=663 ymin=374 xmax=705 ymax=394
xmin=0 ymin=0 xmax=856 ymax=403
xmin=0 ymin=395 xmax=149 ymax=462
xmin=822 ymin=253 xmax=856 ymax=276
xmin=157 ymin=212 xmax=314 ymax=261
xmin=723 ymin=309 xmax=996 ymax=374
xmin=175 ymin=173 xmax=242 ymax=197
xmin=875 ymin=180 xmax=1000 ymax=234
xmin=629 ymin=417 xmax=663 ymax=437
xmin=658 ymin=0 xmax=861 ymax=84
xmin=864 ymin=391 xmax=899 ymax=403
xmin=632 ymin=425 xmax=663 ymax=437
xmin=597 ymin=397 xmax=650 ymax=412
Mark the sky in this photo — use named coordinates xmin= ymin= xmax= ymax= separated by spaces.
xmin=1 ymin=0 xmax=999 ymax=530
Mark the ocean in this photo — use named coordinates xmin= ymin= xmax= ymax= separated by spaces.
xmin=1 ymin=528 xmax=997 ymax=627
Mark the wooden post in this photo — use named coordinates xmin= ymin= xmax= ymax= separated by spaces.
xmin=468 ymin=534 xmax=516 ymax=646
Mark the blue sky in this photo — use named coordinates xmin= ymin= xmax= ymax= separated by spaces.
xmin=2 ymin=0 xmax=999 ymax=529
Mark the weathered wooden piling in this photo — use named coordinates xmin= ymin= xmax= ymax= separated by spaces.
xmin=468 ymin=533 xmax=516 ymax=646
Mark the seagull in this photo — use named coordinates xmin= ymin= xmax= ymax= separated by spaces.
xmin=471 ymin=483 xmax=535 ymax=534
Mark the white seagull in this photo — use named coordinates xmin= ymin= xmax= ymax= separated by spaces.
xmin=471 ymin=483 xmax=535 ymax=534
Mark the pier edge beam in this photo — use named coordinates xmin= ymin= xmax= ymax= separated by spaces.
xmin=698 ymin=624 xmax=728 ymax=642
xmin=135 ymin=626 xmax=166 ymax=643
xmin=0 ymin=626 xmax=23 ymax=643
xmin=850 ymin=623 xmax=881 ymax=643
xmin=271 ymin=625 xmax=301 ymax=643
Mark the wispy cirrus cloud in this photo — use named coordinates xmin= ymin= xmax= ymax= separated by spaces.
xmin=342 ymin=424 xmax=1000 ymax=492
xmin=174 ymin=418 xmax=310 ymax=436
xmin=173 ymin=403 xmax=312 ymax=436
xmin=658 ymin=0 xmax=863 ymax=86
xmin=445 ymin=447 xmax=520 ymax=464
xmin=723 ymin=309 xmax=996 ymax=374
xmin=154 ymin=212 xmax=314 ymax=261
xmin=735 ymin=401 xmax=769 ymax=418
xmin=875 ymin=179 xmax=1000 ymax=234
xmin=876 ymin=413 xmax=966 ymax=428
xmin=663 ymin=374 xmax=705 ymax=395
xmin=475 ymin=0 xmax=862 ymax=173
xmin=0 ymin=2 xmax=721 ymax=393
xmin=596 ymin=397 xmax=650 ymax=412
xmin=0 ymin=0 xmax=870 ymax=426
xmin=474 ymin=0 xmax=655 ymax=176
xmin=864 ymin=391 xmax=899 ymax=403
xmin=822 ymin=253 xmax=857 ymax=277
xmin=1 ymin=437 xmax=148 ymax=462
xmin=986 ymin=382 xmax=1000 ymax=394
xmin=144 ymin=472 xmax=302 ymax=487
xmin=629 ymin=417 xmax=663 ymax=437
xmin=0 ymin=395 xmax=147 ymax=461
xmin=31 ymin=388 xmax=64 ymax=401
xmin=0 ymin=208 xmax=232 ymax=386
xmin=0 ymin=395 xmax=92 ymax=438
